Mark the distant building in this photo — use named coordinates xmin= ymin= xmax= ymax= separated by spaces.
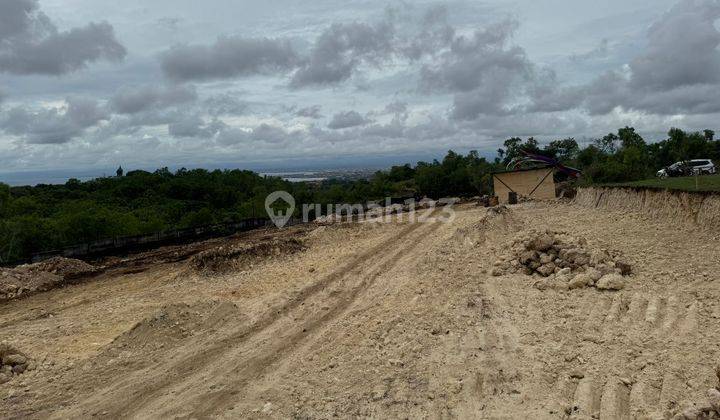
xmin=492 ymin=166 xmax=556 ymax=204
xmin=116 ymin=166 xmax=124 ymax=177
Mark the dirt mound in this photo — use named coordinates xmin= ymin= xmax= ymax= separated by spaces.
xmin=0 ymin=342 xmax=34 ymax=384
xmin=103 ymin=301 xmax=247 ymax=359
xmin=491 ymin=229 xmax=632 ymax=291
xmin=575 ymin=187 xmax=720 ymax=229
xmin=29 ymin=257 xmax=98 ymax=279
xmin=453 ymin=205 xmax=522 ymax=247
xmin=0 ymin=257 xmax=99 ymax=302
xmin=1 ymin=267 xmax=61 ymax=302
xmin=188 ymin=238 xmax=305 ymax=274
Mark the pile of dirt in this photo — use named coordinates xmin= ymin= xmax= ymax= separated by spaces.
xmin=0 ymin=257 xmax=98 ymax=301
xmin=188 ymin=238 xmax=305 ymax=274
xmin=0 ymin=342 xmax=34 ymax=384
xmin=453 ymin=205 xmax=522 ymax=247
xmin=104 ymin=301 xmax=246 ymax=356
xmin=29 ymin=257 xmax=98 ymax=279
xmin=491 ymin=229 xmax=633 ymax=291
xmin=0 ymin=268 xmax=61 ymax=301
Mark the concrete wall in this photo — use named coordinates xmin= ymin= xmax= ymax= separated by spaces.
xmin=493 ymin=168 xmax=556 ymax=203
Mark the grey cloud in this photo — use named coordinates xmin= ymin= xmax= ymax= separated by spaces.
xmin=110 ymin=85 xmax=198 ymax=114
xmin=250 ymin=124 xmax=293 ymax=143
xmin=1 ymin=97 xmax=106 ymax=144
xmin=421 ymin=20 xmax=529 ymax=93
xmin=157 ymin=17 xmax=182 ymax=30
xmin=290 ymin=20 xmax=395 ymax=88
xmin=628 ymin=84 xmax=720 ymax=114
xmin=0 ymin=0 xmax=40 ymax=40
xmin=216 ymin=124 xmax=295 ymax=146
xmin=414 ymin=1 xmax=720 ymax=120
xmin=66 ymin=97 xmax=109 ymax=127
xmin=566 ymin=0 xmax=720 ymax=116
xmin=328 ymin=111 xmax=372 ymax=129
xmin=570 ymin=39 xmax=610 ymax=63
xmin=216 ymin=127 xmax=250 ymax=146
xmin=204 ymin=93 xmax=248 ymax=116
xmin=361 ymin=121 xmax=406 ymax=138
xmin=464 ymin=112 xmax=590 ymax=140
xmin=97 ymin=87 xmax=229 ymax=140
xmin=295 ymin=105 xmax=323 ymax=119
xmin=160 ymin=37 xmax=298 ymax=82
xmin=0 ymin=0 xmax=126 ymax=75
xmin=155 ymin=5 xmax=456 ymax=88
xmin=168 ymin=114 xmax=206 ymax=138
xmin=403 ymin=116 xmax=459 ymax=141
xmin=168 ymin=115 xmax=225 ymax=138
xmin=450 ymin=80 xmax=517 ymax=120
xmin=525 ymin=68 xmax=584 ymax=113
xmin=384 ymin=100 xmax=408 ymax=117
xmin=629 ymin=0 xmax=720 ymax=90
xmin=95 ymin=109 xmax=185 ymax=138
xmin=418 ymin=19 xmax=533 ymax=120
xmin=400 ymin=5 xmax=455 ymax=60
xmin=580 ymin=71 xmax=629 ymax=115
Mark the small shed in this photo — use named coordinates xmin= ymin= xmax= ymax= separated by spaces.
xmin=492 ymin=166 xmax=556 ymax=204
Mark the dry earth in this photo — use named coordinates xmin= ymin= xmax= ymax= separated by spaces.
xmin=1 ymin=199 xmax=719 ymax=419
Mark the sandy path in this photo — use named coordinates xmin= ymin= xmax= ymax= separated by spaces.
xmin=1 ymin=202 xmax=719 ymax=419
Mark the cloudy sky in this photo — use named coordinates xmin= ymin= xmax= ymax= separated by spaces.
xmin=1 ymin=0 xmax=719 ymax=173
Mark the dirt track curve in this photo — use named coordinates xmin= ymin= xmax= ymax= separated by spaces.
xmin=1 ymin=201 xmax=719 ymax=419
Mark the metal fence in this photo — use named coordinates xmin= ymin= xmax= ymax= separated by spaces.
xmin=18 ymin=217 xmax=279 ymax=265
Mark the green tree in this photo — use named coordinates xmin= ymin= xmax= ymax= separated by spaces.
xmin=500 ymin=137 xmax=542 ymax=165
xmin=618 ymin=126 xmax=646 ymax=149
xmin=704 ymin=129 xmax=715 ymax=142
xmin=545 ymin=138 xmax=580 ymax=162
xmin=0 ymin=182 xmax=9 ymax=216
xmin=594 ymin=133 xmax=619 ymax=154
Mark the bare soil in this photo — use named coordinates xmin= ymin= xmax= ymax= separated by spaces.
xmin=0 ymin=201 xmax=719 ymax=419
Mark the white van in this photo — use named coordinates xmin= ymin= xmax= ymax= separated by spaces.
xmin=656 ymin=159 xmax=716 ymax=177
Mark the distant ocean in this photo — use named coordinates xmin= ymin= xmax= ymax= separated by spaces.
xmin=0 ymin=169 xmax=109 ymax=186
xmin=0 ymin=169 xmax=328 ymax=187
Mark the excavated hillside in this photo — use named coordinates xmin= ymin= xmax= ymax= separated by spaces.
xmin=1 ymin=192 xmax=719 ymax=419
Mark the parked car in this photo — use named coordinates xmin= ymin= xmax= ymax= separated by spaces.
xmin=656 ymin=159 xmax=716 ymax=177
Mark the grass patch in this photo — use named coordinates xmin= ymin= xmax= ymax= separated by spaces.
xmin=601 ymin=174 xmax=720 ymax=192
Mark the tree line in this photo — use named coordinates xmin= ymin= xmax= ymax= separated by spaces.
xmin=1 ymin=127 xmax=718 ymax=263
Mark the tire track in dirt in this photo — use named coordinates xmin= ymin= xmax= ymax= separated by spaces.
xmin=176 ymin=218 xmax=447 ymax=418
xmin=235 ymin=213 xmax=456 ymax=418
xmin=575 ymin=292 xmax=701 ymax=343
xmin=559 ymin=369 xmax=691 ymax=419
xmin=558 ymin=292 xmax=707 ymax=419
xmin=464 ymin=279 xmax=523 ymax=416
xmin=58 ymin=214 xmax=443 ymax=418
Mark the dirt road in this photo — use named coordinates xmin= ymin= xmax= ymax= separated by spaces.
xmin=1 ymin=201 xmax=719 ymax=419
